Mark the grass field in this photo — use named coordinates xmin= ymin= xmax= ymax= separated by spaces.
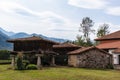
xmin=0 ymin=60 xmax=11 ymax=64
xmin=0 ymin=65 xmax=120 ymax=80
xmin=0 ymin=60 xmax=28 ymax=64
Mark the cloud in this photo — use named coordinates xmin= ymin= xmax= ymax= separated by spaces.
xmin=68 ymin=0 xmax=120 ymax=17
xmin=106 ymin=7 xmax=120 ymax=16
xmin=0 ymin=1 xmax=79 ymax=40
xmin=0 ymin=1 xmax=69 ymax=24
xmin=68 ymin=0 xmax=108 ymax=9
xmin=107 ymin=23 xmax=120 ymax=32
xmin=51 ymin=29 xmax=77 ymax=32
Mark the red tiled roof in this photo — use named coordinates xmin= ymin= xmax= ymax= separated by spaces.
xmin=96 ymin=41 xmax=120 ymax=49
xmin=95 ymin=30 xmax=120 ymax=41
xmin=53 ymin=43 xmax=81 ymax=48
xmin=68 ymin=46 xmax=110 ymax=55
xmin=7 ymin=36 xmax=59 ymax=44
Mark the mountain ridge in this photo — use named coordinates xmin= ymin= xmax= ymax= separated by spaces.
xmin=0 ymin=27 xmax=69 ymax=50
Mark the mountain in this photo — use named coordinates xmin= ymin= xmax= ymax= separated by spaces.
xmin=0 ymin=27 xmax=69 ymax=50
xmin=0 ymin=31 xmax=12 ymax=50
xmin=0 ymin=27 xmax=15 ymax=36
xmin=0 ymin=27 xmax=69 ymax=43
xmin=10 ymin=33 xmax=68 ymax=43
xmin=10 ymin=32 xmax=30 ymax=39
xmin=38 ymin=34 xmax=68 ymax=43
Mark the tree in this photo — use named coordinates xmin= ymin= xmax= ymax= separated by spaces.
xmin=97 ymin=23 xmax=110 ymax=38
xmin=74 ymin=35 xmax=93 ymax=47
xmin=74 ymin=35 xmax=85 ymax=46
xmin=79 ymin=17 xmax=95 ymax=42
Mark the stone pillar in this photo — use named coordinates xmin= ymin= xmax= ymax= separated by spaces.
xmin=11 ymin=55 xmax=15 ymax=68
xmin=51 ymin=55 xmax=56 ymax=66
xmin=36 ymin=54 xmax=42 ymax=69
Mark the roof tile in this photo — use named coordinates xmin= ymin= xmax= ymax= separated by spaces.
xmin=7 ymin=36 xmax=59 ymax=44
xmin=68 ymin=46 xmax=109 ymax=55
xmin=95 ymin=30 xmax=120 ymax=41
xmin=53 ymin=43 xmax=81 ymax=48
xmin=96 ymin=41 xmax=120 ymax=49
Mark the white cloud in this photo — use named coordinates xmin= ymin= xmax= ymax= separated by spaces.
xmin=68 ymin=0 xmax=120 ymax=17
xmin=106 ymin=7 xmax=120 ymax=16
xmin=107 ymin=23 xmax=120 ymax=32
xmin=1 ymin=0 xmax=119 ymax=40
xmin=68 ymin=0 xmax=108 ymax=9
xmin=0 ymin=1 xmax=79 ymax=40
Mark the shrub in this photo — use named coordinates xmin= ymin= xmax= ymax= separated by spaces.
xmin=0 ymin=50 xmax=10 ymax=60
xmin=24 ymin=61 xmax=29 ymax=69
xmin=16 ymin=57 xmax=25 ymax=70
xmin=16 ymin=53 xmax=25 ymax=70
xmin=26 ymin=64 xmax=37 ymax=70
xmin=106 ymin=64 xmax=113 ymax=69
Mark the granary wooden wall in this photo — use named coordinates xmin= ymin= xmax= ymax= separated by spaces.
xmin=14 ymin=41 xmax=53 ymax=51
xmin=68 ymin=49 xmax=112 ymax=69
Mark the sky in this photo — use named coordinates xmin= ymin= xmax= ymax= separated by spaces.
xmin=0 ymin=0 xmax=120 ymax=40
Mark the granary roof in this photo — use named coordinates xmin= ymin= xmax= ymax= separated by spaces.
xmin=95 ymin=30 xmax=120 ymax=41
xmin=53 ymin=43 xmax=81 ymax=48
xmin=68 ymin=46 xmax=110 ymax=55
xmin=7 ymin=36 xmax=59 ymax=44
xmin=96 ymin=41 xmax=120 ymax=49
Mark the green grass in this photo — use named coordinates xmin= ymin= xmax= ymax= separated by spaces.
xmin=0 ymin=65 xmax=120 ymax=80
xmin=0 ymin=60 xmax=28 ymax=64
xmin=0 ymin=60 xmax=11 ymax=64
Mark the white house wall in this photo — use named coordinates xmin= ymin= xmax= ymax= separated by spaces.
xmin=113 ymin=54 xmax=119 ymax=64
xmin=109 ymin=49 xmax=119 ymax=64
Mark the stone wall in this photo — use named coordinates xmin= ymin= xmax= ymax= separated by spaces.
xmin=68 ymin=49 xmax=112 ymax=69
xmin=68 ymin=55 xmax=77 ymax=67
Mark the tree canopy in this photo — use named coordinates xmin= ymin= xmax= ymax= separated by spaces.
xmin=79 ymin=17 xmax=95 ymax=42
xmin=97 ymin=23 xmax=110 ymax=38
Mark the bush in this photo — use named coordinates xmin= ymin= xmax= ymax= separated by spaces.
xmin=106 ymin=64 xmax=113 ymax=69
xmin=0 ymin=50 xmax=10 ymax=60
xmin=26 ymin=64 xmax=37 ymax=70
xmin=16 ymin=57 xmax=25 ymax=70
xmin=16 ymin=53 xmax=26 ymax=70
